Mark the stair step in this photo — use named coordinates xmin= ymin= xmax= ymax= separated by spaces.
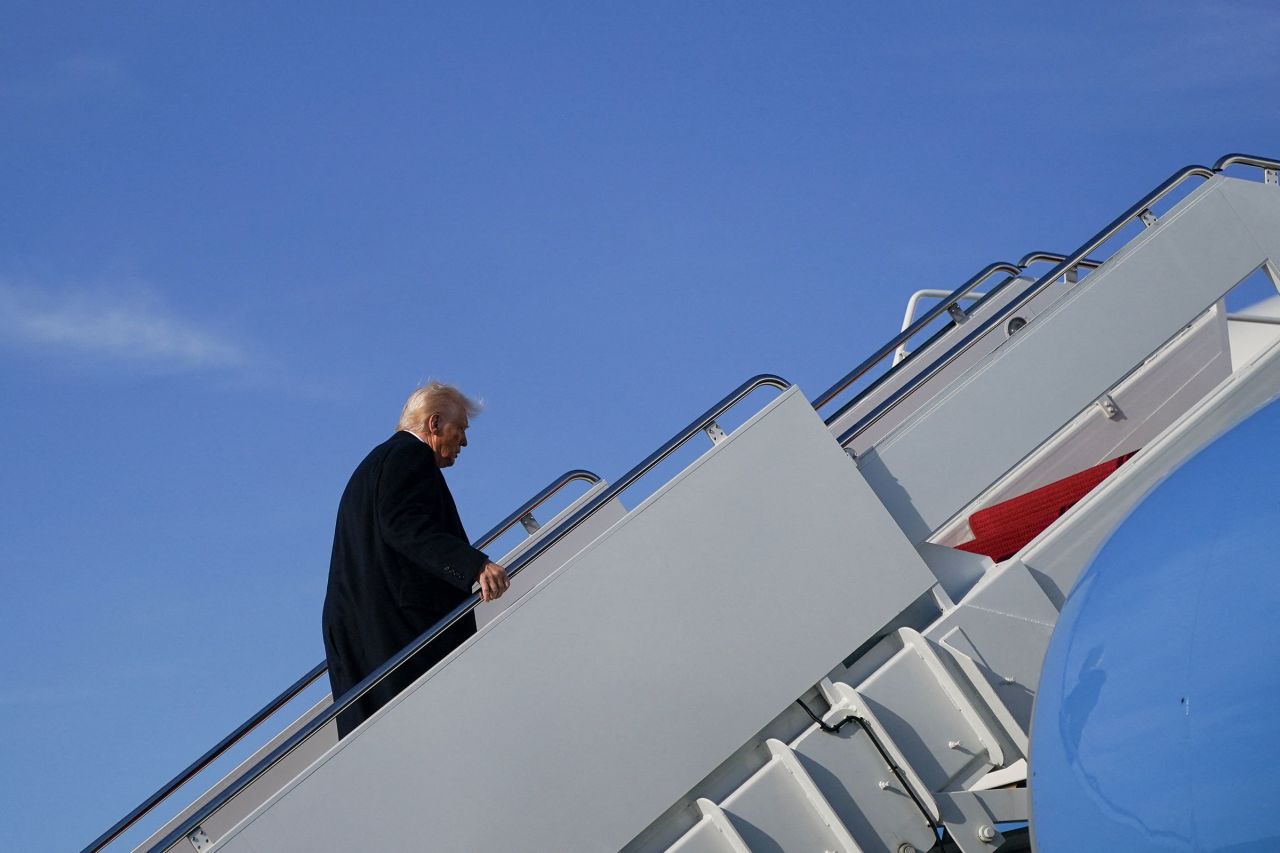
xmin=846 ymin=628 xmax=1003 ymax=792
xmin=667 ymin=800 xmax=750 ymax=853
xmin=789 ymin=682 xmax=937 ymax=853
xmin=719 ymin=739 xmax=863 ymax=853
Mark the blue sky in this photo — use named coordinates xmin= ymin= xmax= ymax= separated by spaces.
xmin=2 ymin=2 xmax=1278 ymax=850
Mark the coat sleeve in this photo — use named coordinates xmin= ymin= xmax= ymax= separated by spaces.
xmin=376 ymin=442 xmax=490 ymax=593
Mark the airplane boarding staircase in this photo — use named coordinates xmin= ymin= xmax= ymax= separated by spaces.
xmin=84 ymin=154 xmax=1280 ymax=853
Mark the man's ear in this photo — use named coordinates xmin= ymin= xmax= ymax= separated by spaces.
xmin=428 ymin=413 xmax=440 ymax=434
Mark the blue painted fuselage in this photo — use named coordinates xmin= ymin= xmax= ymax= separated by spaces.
xmin=1031 ymin=397 xmax=1280 ymax=851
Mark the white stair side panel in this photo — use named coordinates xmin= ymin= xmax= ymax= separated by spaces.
xmin=476 ymin=480 xmax=626 ymax=628
xmin=720 ymin=740 xmax=863 ymax=853
xmin=859 ymin=175 xmax=1280 ymax=543
xmin=212 ymin=388 xmax=938 ymax=853
xmin=162 ymin=493 xmax=630 ymax=852
xmin=828 ymin=274 xmax=1058 ymax=456
xmin=1219 ymin=174 xmax=1280 ymax=262
xmin=141 ymin=697 xmax=337 ymax=853
xmin=1216 ymin=178 xmax=1280 ymax=371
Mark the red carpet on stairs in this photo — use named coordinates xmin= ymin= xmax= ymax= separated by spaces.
xmin=955 ymin=452 xmax=1136 ymax=563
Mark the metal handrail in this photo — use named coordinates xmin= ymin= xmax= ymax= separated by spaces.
xmin=889 ymin=252 xmax=1108 ymax=367
xmin=810 ymin=262 xmax=1022 ymax=412
xmin=470 ymin=469 xmax=601 ymax=548
xmin=144 ymin=373 xmax=790 ymax=853
xmin=816 ymin=248 xmax=1118 ymax=422
xmin=891 ymin=289 xmax=989 ymax=365
xmin=1214 ymin=153 xmax=1280 ymax=172
xmin=82 ymin=466 xmax=602 ymax=853
xmin=1017 ymin=250 xmax=1104 ymax=271
xmin=831 ymin=157 xmax=1280 ymax=446
xmin=1228 ymin=312 xmax=1280 ymax=326
xmin=80 ymin=661 xmax=331 ymax=853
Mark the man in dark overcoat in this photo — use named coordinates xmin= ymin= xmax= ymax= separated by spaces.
xmin=322 ymin=382 xmax=509 ymax=737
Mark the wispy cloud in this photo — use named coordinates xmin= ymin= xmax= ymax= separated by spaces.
xmin=0 ymin=282 xmax=250 ymax=373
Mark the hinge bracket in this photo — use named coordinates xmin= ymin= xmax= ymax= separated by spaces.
xmin=1138 ymin=209 xmax=1158 ymax=227
xmin=703 ymin=420 xmax=728 ymax=444
xmin=518 ymin=512 xmax=541 ymax=535
xmin=1097 ymin=393 xmax=1123 ymax=420
xmin=188 ymin=826 xmax=213 ymax=852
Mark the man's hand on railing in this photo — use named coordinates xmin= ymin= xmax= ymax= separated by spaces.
xmin=477 ymin=562 xmax=510 ymax=601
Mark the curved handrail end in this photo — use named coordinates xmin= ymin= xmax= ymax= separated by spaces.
xmin=1212 ymin=153 xmax=1280 ymax=173
xmin=1017 ymin=251 xmax=1105 ymax=271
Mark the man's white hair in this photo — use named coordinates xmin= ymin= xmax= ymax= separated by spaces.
xmin=397 ymin=381 xmax=482 ymax=433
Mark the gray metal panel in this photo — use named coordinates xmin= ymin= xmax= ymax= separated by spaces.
xmin=152 ymin=494 xmax=627 ymax=850
xmin=830 ymin=275 xmax=1071 ymax=457
xmin=475 ymin=482 xmax=626 ymax=628
xmin=1220 ymin=173 xmax=1280 ymax=259
xmin=142 ymin=700 xmax=338 ymax=853
xmin=214 ymin=389 xmax=938 ymax=853
xmin=860 ymin=176 xmax=1280 ymax=542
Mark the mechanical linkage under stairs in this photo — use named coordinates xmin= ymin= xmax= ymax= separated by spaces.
xmin=84 ymin=154 xmax=1280 ymax=853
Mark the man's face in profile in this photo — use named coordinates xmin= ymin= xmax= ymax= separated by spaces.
xmin=430 ymin=413 xmax=469 ymax=468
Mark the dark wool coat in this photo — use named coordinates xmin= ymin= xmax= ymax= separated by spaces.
xmin=322 ymin=430 xmax=489 ymax=737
